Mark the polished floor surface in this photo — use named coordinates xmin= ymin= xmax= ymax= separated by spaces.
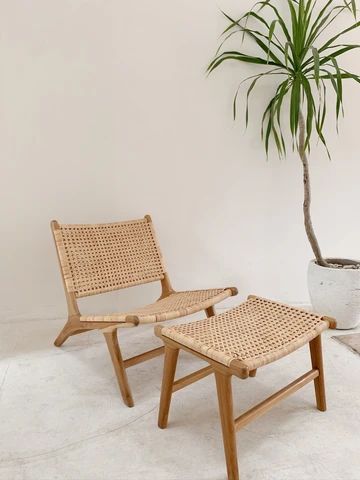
xmin=1 ymin=315 xmax=359 ymax=480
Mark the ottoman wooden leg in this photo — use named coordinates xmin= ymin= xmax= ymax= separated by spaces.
xmin=158 ymin=346 xmax=179 ymax=429
xmin=309 ymin=334 xmax=327 ymax=412
xmin=215 ymin=372 xmax=239 ymax=480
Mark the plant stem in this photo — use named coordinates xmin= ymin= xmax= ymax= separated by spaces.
xmin=298 ymin=110 xmax=331 ymax=268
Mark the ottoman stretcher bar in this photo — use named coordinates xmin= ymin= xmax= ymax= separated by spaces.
xmin=155 ymin=295 xmax=336 ymax=480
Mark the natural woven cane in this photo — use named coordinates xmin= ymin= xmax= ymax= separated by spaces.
xmin=160 ymin=296 xmax=330 ymax=371
xmin=53 ymin=217 xmax=165 ymax=298
xmin=82 ymin=288 xmax=233 ymax=324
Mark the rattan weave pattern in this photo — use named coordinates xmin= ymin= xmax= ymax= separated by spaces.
xmin=82 ymin=288 xmax=232 ymax=324
xmin=161 ymin=296 xmax=329 ymax=370
xmin=53 ymin=218 xmax=165 ymax=298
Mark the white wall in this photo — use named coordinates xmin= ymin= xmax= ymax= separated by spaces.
xmin=1 ymin=0 xmax=360 ymax=320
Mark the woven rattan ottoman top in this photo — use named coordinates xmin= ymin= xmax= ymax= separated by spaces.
xmin=160 ymin=296 xmax=331 ymax=372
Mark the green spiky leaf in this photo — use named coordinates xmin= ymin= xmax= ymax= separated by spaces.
xmin=208 ymin=0 xmax=360 ymax=157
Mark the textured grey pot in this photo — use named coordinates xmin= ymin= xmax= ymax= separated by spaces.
xmin=308 ymin=258 xmax=360 ymax=330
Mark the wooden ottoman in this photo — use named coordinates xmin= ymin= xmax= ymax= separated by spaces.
xmin=155 ymin=295 xmax=336 ymax=480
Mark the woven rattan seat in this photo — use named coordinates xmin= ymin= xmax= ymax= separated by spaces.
xmin=82 ymin=289 xmax=233 ymax=324
xmin=51 ymin=215 xmax=237 ymax=407
xmin=160 ymin=295 xmax=329 ymax=372
xmin=156 ymin=296 xmax=336 ymax=480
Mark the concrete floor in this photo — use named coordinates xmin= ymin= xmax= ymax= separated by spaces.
xmin=1 ymin=315 xmax=360 ymax=480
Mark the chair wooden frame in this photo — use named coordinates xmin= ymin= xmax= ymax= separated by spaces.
xmin=51 ymin=215 xmax=237 ymax=407
xmin=155 ymin=300 xmax=336 ymax=480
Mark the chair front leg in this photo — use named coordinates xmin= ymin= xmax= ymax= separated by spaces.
xmin=158 ymin=345 xmax=179 ymax=429
xmin=309 ymin=334 xmax=327 ymax=412
xmin=215 ymin=372 xmax=239 ymax=480
xmin=103 ymin=330 xmax=134 ymax=408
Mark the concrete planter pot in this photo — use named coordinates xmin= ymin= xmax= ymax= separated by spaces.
xmin=308 ymin=258 xmax=360 ymax=330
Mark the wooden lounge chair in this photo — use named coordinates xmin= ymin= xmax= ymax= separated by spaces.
xmin=51 ymin=215 xmax=237 ymax=407
xmin=155 ymin=295 xmax=336 ymax=480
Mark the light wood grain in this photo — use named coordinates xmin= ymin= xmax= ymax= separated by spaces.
xmin=215 ymin=372 xmax=239 ymax=480
xmin=172 ymin=365 xmax=213 ymax=392
xmin=309 ymin=334 xmax=327 ymax=411
xmin=124 ymin=346 xmax=164 ymax=368
xmin=158 ymin=346 xmax=179 ymax=429
xmin=235 ymin=369 xmax=318 ymax=431
xmin=103 ymin=330 xmax=134 ymax=408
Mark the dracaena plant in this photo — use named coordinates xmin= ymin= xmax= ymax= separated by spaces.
xmin=208 ymin=0 xmax=360 ymax=268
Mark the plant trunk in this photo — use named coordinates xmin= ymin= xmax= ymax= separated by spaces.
xmin=298 ymin=111 xmax=331 ymax=268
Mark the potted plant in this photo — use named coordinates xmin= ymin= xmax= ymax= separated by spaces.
xmin=208 ymin=0 xmax=360 ymax=329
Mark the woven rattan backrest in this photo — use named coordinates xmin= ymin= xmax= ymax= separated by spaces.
xmin=51 ymin=216 xmax=166 ymax=298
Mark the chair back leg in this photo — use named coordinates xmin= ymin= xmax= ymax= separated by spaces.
xmin=103 ymin=330 xmax=134 ymax=408
xmin=54 ymin=320 xmax=75 ymax=347
xmin=158 ymin=346 xmax=179 ymax=429
xmin=215 ymin=372 xmax=240 ymax=480
xmin=205 ymin=306 xmax=216 ymax=317
xmin=54 ymin=318 xmax=91 ymax=346
xmin=309 ymin=334 xmax=327 ymax=412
